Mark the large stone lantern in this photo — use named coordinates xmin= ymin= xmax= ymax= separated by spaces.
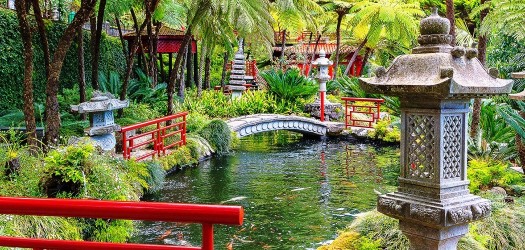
xmin=71 ymin=91 xmax=129 ymax=151
xmin=359 ymin=9 xmax=513 ymax=249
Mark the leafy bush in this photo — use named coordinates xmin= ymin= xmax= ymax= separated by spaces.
xmin=329 ymin=76 xmax=368 ymax=98
xmin=467 ymin=158 xmax=523 ymax=194
xmin=157 ymin=145 xmax=197 ymax=171
xmin=261 ymin=68 xmax=318 ymax=102
xmin=116 ymin=102 xmax=162 ymax=127
xmin=197 ymin=119 xmax=232 ymax=155
xmin=368 ymin=118 xmax=401 ymax=143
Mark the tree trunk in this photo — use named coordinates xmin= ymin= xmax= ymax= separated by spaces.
xmin=178 ymin=45 xmax=189 ymax=99
xmin=302 ymin=32 xmax=313 ymax=75
xmin=159 ymin=53 xmax=165 ymax=82
xmin=89 ymin=14 xmax=97 ymax=88
xmin=344 ymin=37 xmax=367 ymax=76
xmin=279 ymin=29 xmax=286 ymax=62
xmin=115 ymin=15 xmax=127 ymax=56
xmin=446 ymin=0 xmax=456 ymax=46
xmin=334 ymin=12 xmax=344 ymax=80
xmin=470 ymin=0 xmax=488 ymax=141
xmin=359 ymin=48 xmax=372 ymax=76
xmin=204 ymin=55 xmax=211 ymax=90
xmin=220 ymin=51 xmax=229 ymax=88
xmin=44 ymin=0 xmax=98 ymax=147
xmin=307 ymin=34 xmax=322 ymax=76
xmin=518 ymin=111 xmax=525 ymax=174
xmin=119 ymin=7 xmax=149 ymax=117
xmin=151 ymin=22 xmax=161 ymax=86
xmin=15 ymin=0 xmax=38 ymax=150
xmin=91 ymin=0 xmax=106 ymax=91
xmin=198 ymin=43 xmax=207 ymax=96
xmin=186 ymin=45 xmax=194 ymax=88
xmin=167 ymin=31 xmax=192 ymax=115
xmin=77 ymin=26 xmax=86 ymax=120
xmin=31 ymin=0 xmax=50 ymax=79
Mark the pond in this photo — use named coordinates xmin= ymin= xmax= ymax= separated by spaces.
xmin=132 ymin=131 xmax=399 ymax=249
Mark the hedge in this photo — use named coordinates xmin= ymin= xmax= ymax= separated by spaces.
xmin=0 ymin=8 xmax=126 ymax=114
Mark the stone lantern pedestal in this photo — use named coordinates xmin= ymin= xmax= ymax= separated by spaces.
xmin=71 ymin=91 xmax=129 ymax=151
xmin=359 ymin=9 xmax=513 ymax=249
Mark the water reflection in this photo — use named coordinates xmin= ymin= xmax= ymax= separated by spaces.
xmin=132 ymin=131 xmax=399 ymax=249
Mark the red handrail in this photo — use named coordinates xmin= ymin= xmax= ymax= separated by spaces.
xmin=341 ymin=97 xmax=384 ymax=128
xmin=0 ymin=197 xmax=243 ymax=250
xmin=121 ymin=112 xmax=188 ymax=161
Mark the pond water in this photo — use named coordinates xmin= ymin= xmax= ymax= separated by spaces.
xmin=132 ymin=131 xmax=399 ymax=249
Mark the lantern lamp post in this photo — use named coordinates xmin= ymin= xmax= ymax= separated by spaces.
xmin=312 ymin=49 xmax=333 ymax=122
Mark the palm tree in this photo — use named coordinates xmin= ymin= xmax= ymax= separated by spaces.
xmin=343 ymin=0 xmax=423 ymax=76
xmin=319 ymin=0 xmax=354 ymax=79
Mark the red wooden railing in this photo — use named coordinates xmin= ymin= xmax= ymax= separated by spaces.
xmin=121 ymin=112 xmax=188 ymax=161
xmin=342 ymin=97 xmax=385 ymax=128
xmin=0 ymin=197 xmax=243 ymax=250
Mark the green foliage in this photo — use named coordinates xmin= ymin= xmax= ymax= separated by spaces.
xmin=368 ymin=118 xmax=401 ymax=143
xmin=127 ymin=69 xmax=167 ymax=109
xmin=186 ymin=111 xmax=211 ymax=133
xmin=329 ymin=76 xmax=368 ymax=98
xmin=197 ymin=119 xmax=232 ymax=155
xmin=157 ymin=145 xmax=197 ymax=171
xmin=98 ymin=71 xmax=121 ymax=96
xmin=0 ymin=9 xmax=126 ymax=112
xmin=261 ymin=68 xmax=318 ymax=102
xmin=116 ymin=102 xmax=162 ymax=127
xmin=321 ymin=195 xmax=525 ymax=250
xmin=467 ymin=158 xmax=523 ymax=194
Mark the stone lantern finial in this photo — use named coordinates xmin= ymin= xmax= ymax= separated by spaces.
xmin=414 ymin=7 xmax=453 ymax=54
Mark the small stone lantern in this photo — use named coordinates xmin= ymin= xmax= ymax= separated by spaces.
xmin=227 ymin=38 xmax=247 ymax=98
xmin=304 ymin=49 xmax=342 ymax=122
xmin=359 ymin=9 xmax=513 ymax=249
xmin=71 ymin=91 xmax=129 ymax=151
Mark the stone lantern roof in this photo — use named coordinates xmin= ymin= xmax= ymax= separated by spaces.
xmin=359 ymin=8 xmax=513 ymax=99
xmin=71 ymin=91 xmax=129 ymax=114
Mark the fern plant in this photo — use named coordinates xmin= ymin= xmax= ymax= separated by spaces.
xmin=260 ymin=68 xmax=318 ymax=102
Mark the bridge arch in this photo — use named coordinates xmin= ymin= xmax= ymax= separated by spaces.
xmin=226 ymin=114 xmax=327 ymax=138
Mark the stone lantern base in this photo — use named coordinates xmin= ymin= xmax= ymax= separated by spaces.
xmin=304 ymin=98 xmax=343 ymax=121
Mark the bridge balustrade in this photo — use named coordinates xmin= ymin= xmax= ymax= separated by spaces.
xmin=342 ymin=97 xmax=384 ymax=128
xmin=120 ymin=112 xmax=188 ymax=161
xmin=0 ymin=196 xmax=243 ymax=250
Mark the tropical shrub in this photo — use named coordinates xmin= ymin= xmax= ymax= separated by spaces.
xmin=197 ymin=119 xmax=232 ymax=155
xmin=261 ymin=68 xmax=318 ymax=102
xmin=467 ymin=158 xmax=523 ymax=194
xmin=368 ymin=118 xmax=401 ymax=143
xmin=157 ymin=145 xmax=196 ymax=171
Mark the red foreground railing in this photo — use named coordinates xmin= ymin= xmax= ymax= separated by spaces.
xmin=0 ymin=197 xmax=243 ymax=250
xmin=121 ymin=112 xmax=188 ymax=161
xmin=342 ymin=97 xmax=384 ymax=128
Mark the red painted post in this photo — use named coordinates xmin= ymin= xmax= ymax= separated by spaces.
xmin=320 ymin=91 xmax=325 ymax=122
xmin=122 ymin=131 xmax=128 ymax=159
xmin=202 ymin=224 xmax=213 ymax=250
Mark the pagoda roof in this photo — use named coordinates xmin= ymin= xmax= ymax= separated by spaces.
xmin=281 ymin=43 xmax=355 ymax=55
xmin=123 ymin=26 xmax=188 ymax=39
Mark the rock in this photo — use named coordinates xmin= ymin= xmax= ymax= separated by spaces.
xmin=488 ymin=186 xmax=507 ymax=196
xmin=325 ymin=122 xmax=345 ymax=136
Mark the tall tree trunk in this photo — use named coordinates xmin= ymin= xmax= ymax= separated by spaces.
xmin=119 ymin=7 xmax=149 ymax=117
xmin=159 ymin=53 xmax=165 ymax=82
xmin=44 ymin=0 xmax=98 ymax=147
xmin=150 ymin=22 xmax=161 ymax=86
xmin=470 ymin=0 xmax=489 ymax=141
xmin=220 ymin=51 xmax=229 ymax=88
xmin=302 ymin=32 xmax=313 ymax=75
xmin=446 ymin=0 xmax=456 ymax=45
xmin=279 ymin=29 xmax=286 ymax=62
xmin=178 ymin=45 xmax=189 ymax=99
xmin=115 ymin=15 xmax=127 ymax=56
xmin=204 ymin=55 xmax=211 ymax=90
xmin=334 ymin=11 xmax=345 ymax=80
xmin=359 ymin=48 xmax=372 ymax=76
xmin=31 ymin=0 xmax=50 ymax=79
xmin=307 ymin=33 xmax=322 ymax=76
xmin=186 ymin=45 xmax=194 ymax=88
xmin=91 ymin=0 xmax=106 ymax=91
xmin=15 ymin=0 xmax=38 ymax=150
xmin=344 ymin=37 xmax=367 ymax=76
xmin=89 ymin=14 xmax=97 ymax=88
xmin=167 ymin=31 xmax=192 ymax=115
xmin=77 ymin=26 xmax=86 ymax=120
xmin=518 ymin=111 xmax=525 ymax=174
xmin=198 ymin=43 xmax=207 ymax=96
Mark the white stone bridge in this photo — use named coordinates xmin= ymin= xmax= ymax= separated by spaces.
xmin=226 ymin=114 xmax=328 ymax=138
